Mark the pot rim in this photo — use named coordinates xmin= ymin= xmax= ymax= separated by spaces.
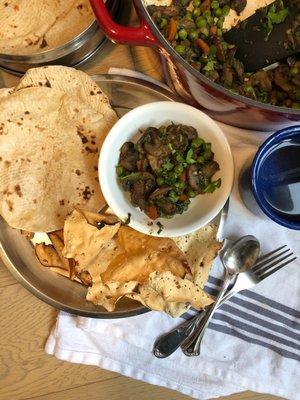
xmin=140 ymin=1 xmax=300 ymax=117
xmin=0 ymin=0 xmax=117 ymax=64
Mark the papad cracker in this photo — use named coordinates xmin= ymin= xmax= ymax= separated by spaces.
xmin=63 ymin=209 xmax=122 ymax=281
xmin=174 ymin=224 xmax=222 ymax=288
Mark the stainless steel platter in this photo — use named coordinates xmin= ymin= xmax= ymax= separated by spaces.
xmin=0 ymin=74 xmax=180 ymax=319
xmin=0 ymin=0 xmax=120 ymax=76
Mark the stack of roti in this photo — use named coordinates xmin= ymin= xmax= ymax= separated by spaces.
xmin=0 ymin=0 xmax=95 ymax=55
xmin=0 ymin=65 xmax=117 ymax=232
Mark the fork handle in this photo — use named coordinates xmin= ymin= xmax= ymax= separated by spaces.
xmin=182 ymin=274 xmax=232 ymax=356
xmin=153 ymin=281 xmax=239 ymax=358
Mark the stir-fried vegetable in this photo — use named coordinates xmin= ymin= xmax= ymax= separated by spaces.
xmin=148 ymin=0 xmax=300 ymax=109
xmin=117 ymin=124 xmax=221 ymax=219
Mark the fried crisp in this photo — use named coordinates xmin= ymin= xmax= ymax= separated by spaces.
xmin=87 ymin=280 xmax=139 ymax=312
xmin=174 ymin=224 xmax=222 ymax=288
xmin=35 ymin=243 xmax=62 ymax=268
xmin=62 ymin=209 xmax=122 ymax=281
xmin=129 ymin=271 xmax=214 ymax=317
xmin=38 ymin=209 xmax=221 ymax=317
xmin=101 ymin=250 xmax=187 ymax=284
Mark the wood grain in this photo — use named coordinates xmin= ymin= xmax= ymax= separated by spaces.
xmin=0 ymin=260 xmax=17 ymax=288
xmin=0 ymin=1 xmax=282 ymax=400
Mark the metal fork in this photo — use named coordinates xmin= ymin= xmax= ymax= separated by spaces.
xmin=181 ymin=245 xmax=297 ymax=356
xmin=153 ymin=244 xmax=296 ymax=358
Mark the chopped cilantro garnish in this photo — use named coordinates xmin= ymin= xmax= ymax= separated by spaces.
xmin=186 ymin=148 xmax=196 ymax=164
xmin=157 ymin=221 xmax=164 ymax=234
xmin=204 ymin=178 xmax=222 ymax=193
xmin=203 ymin=60 xmax=216 ymax=72
xmin=262 ymin=3 xmax=289 ymax=39
xmin=124 ymin=213 xmax=131 ymax=225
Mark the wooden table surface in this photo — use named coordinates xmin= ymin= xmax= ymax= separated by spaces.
xmin=0 ymin=3 xmax=282 ymax=400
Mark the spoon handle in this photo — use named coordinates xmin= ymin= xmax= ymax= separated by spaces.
xmin=182 ymin=274 xmax=232 ymax=356
xmin=153 ymin=311 xmax=205 ymax=358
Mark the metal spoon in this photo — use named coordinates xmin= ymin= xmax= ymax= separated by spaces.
xmin=153 ymin=235 xmax=260 ymax=358
xmin=182 ymin=235 xmax=260 ymax=356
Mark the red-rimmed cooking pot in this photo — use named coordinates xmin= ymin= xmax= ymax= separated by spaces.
xmin=90 ymin=0 xmax=300 ymax=131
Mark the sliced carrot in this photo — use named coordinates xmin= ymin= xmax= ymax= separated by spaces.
xmin=179 ymin=194 xmax=188 ymax=202
xmin=201 ymin=0 xmax=211 ymax=12
xmin=196 ymin=38 xmax=210 ymax=54
xmin=210 ymin=25 xmax=217 ymax=35
xmin=136 ymin=160 xmax=143 ymax=171
xmin=180 ymin=171 xmax=187 ymax=182
xmin=167 ymin=18 xmax=177 ymax=41
xmin=146 ymin=204 xmax=159 ymax=220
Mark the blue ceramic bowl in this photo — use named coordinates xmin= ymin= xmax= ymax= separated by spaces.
xmin=251 ymin=125 xmax=300 ymax=230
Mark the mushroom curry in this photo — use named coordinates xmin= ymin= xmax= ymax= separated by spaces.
xmin=116 ymin=124 xmax=221 ymax=220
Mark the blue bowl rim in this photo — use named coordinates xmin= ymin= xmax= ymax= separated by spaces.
xmin=251 ymin=125 xmax=300 ymax=230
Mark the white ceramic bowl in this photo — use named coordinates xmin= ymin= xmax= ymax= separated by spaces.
xmin=99 ymin=102 xmax=234 ymax=237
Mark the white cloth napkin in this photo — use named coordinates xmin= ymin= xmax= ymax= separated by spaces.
xmin=46 ymin=71 xmax=300 ymax=400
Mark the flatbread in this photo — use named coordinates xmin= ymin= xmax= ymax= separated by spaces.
xmin=0 ymin=66 xmax=117 ymax=232
xmin=0 ymin=0 xmax=94 ymax=55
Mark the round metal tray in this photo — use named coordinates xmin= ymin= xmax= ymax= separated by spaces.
xmin=0 ymin=74 xmax=179 ymax=319
xmin=0 ymin=0 xmax=120 ymax=75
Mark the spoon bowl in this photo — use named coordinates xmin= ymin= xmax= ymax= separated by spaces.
xmin=223 ymin=235 xmax=261 ymax=275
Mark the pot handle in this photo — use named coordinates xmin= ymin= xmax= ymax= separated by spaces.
xmin=90 ymin=0 xmax=158 ymax=46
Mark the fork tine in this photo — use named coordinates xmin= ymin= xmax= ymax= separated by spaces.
xmin=258 ymin=256 xmax=297 ymax=280
xmin=252 ymin=247 xmax=290 ymax=273
xmin=256 ymin=245 xmax=287 ymax=263
xmin=256 ymin=252 xmax=294 ymax=276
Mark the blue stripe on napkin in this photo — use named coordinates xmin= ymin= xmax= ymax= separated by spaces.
xmin=181 ymin=275 xmax=300 ymax=361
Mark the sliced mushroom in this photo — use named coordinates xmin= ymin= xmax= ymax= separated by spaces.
xmin=147 ymin=154 xmax=164 ymax=172
xmin=119 ymin=142 xmax=139 ymax=172
xmin=232 ymin=58 xmax=244 ymax=84
xmin=159 ymin=201 xmax=178 ymax=216
xmin=165 ymin=125 xmax=188 ymax=151
xmin=181 ymin=125 xmax=198 ymax=140
xmin=149 ymin=186 xmax=172 ymax=201
xmin=187 ymin=162 xmax=219 ymax=193
xmin=131 ymin=173 xmax=156 ymax=211
xmin=274 ymin=66 xmax=293 ymax=92
xmin=251 ymin=70 xmax=273 ymax=92
xmin=143 ymin=127 xmax=170 ymax=157
xmin=230 ymin=0 xmax=246 ymax=15
xmin=201 ymin=161 xmax=220 ymax=178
